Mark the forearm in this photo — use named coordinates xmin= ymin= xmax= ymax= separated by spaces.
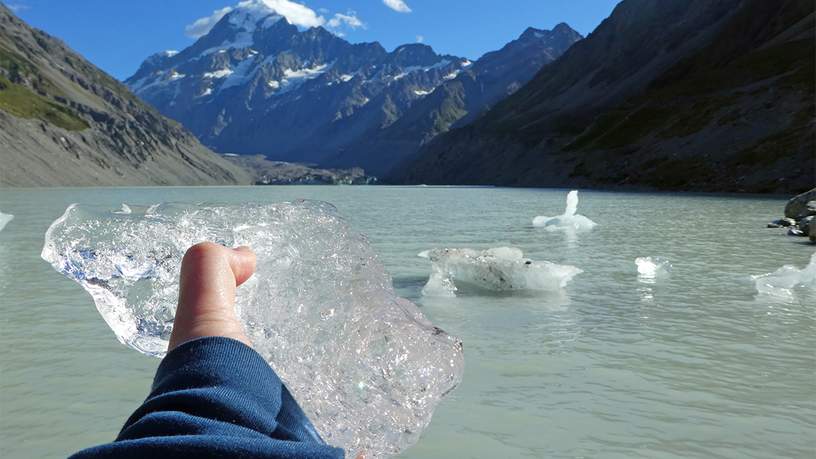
xmin=71 ymin=337 xmax=343 ymax=459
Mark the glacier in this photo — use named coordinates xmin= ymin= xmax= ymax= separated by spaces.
xmin=40 ymin=201 xmax=464 ymax=458
xmin=532 ymin=190 xmax=597 ymax=231
xmin=0 ymin=211 xmax=13 ymax=232
xmin=418 ymin=247 xmax=582 ymax=296
xmin=752 ymin=252 xmax=816 ymax=298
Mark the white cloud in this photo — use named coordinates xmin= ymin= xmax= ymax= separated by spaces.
xmin=416 ymin=35 xmax=424 ymax=43
xmin=240 ymin=0 xmax=324 ymax=28
xmin=7 ymin=2 xmax=30 ymax=12
xmin=327 ymin=11 xmax=365 ymax=30
xmin=185 ymin=6 xmax=234 ymax=38
xmin=382 ymin=0 xmax=411 ymax=13
xmin=185 ymin=0 xmax=329 ymax=39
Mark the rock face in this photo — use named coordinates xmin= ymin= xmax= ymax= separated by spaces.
xmin=125 ymin=1 xmax=580 ymax=175
xmin=768 ymin=188 xmax=816 ymax=241
xmin=797 ymin=215 xmax=814 ymax=237
xmin=0 ymin=5 xmax=251 ymax=187
xmin=396 ymin=0 xmax=814 ymax=194
xmin=784 ymin=188 xmax=816 ymax=219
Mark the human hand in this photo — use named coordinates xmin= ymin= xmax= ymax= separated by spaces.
xmin=168 ymin=242 xmax=256 ymax=351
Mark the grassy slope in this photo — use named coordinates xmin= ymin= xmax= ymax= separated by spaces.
xmin=0 ymin=46 xmax=89 ymax=130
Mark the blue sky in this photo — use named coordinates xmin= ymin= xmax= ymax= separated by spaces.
xmin=6 ymin=0 xmax=620 ymax=80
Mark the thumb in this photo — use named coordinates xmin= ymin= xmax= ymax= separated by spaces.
xmin=229 ymin=246 xmax=256 ymax=287
xmin=168 ymin=242 xmax=256 ymax=351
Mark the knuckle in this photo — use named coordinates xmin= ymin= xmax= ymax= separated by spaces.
xmin=184 ymin=241 xmax=221 ymax=261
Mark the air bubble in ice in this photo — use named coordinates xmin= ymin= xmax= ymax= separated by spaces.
xmin=532 ymin=190 xmax=597 ymax=231
xmin=40 ymin=202 xmax=464 ymax=458
xmin=418 ymin=247 xmax=582 ymax=296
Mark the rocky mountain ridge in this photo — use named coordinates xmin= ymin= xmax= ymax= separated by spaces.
xmin=326 ymin=23 xmax=582 ymax=174
xmin=395 ymin=0 xmax=814 ymax=194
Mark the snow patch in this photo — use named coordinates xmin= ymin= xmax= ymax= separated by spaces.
xmin=221 ymin=56 xmax=258 ymax=89
xmin=274 ymin=63 xmax=331 ymax=93
xmin=203 ymin=68 xmax=234 ymax=79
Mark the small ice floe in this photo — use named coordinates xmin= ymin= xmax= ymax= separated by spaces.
xmin=113 ymin=204 xmax=132 ymax=215
xmin=533 ymin=190 xmax=597 ymax=231
xmin=635 ymin=257 xmax=672 ymax=281
xmin=0 ymin=211 xmax=13 ymax=232
xmin=418 ymin=247 xmax=582 ymax=296
xmin=752 ymin=252 xmax=816 ymax=298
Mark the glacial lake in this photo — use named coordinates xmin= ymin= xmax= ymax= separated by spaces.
xmin=0 ymin=186 xmax=813 ymax=459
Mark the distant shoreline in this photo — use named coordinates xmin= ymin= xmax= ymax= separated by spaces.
xmin=0 ymin=183 xmax=796 ymax=199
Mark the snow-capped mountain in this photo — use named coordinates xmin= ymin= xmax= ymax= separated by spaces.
xmin=126 ymin=1 xmax=469 ymax=165
xmin=326 ymin=23 xmax=583 ymax=174
xmin=126 ymin=1 xmax=581 ymax=174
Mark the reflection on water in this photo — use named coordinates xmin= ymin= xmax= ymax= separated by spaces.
xmin=0 ymin=187 xmax=814 ymax=459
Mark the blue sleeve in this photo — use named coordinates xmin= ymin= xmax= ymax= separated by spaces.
xmin=70 ymin=337 xmax=344 ymax=459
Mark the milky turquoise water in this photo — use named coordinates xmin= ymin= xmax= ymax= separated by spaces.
xmin=0 ymin=186 xmax=813 ymax=458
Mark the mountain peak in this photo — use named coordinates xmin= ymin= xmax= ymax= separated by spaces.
xmin=519 ymin=23 xmax=581 ymax=42
xmin=519 ymin=27 xmax=546 ymax=40
xmin=222 ymin=1 xmax=285 ymax=33
xmin=552 ymin=22 xmax=575 ymax=33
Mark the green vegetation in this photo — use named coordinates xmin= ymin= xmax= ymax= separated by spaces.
xmin=0 ymin=76 xmax=88 ymax=131
xmin=0 ymin=47 xmax=33 ymax=81
xmin=728 ymin=106 xmax=813 ymax=168
xmin=566 ymin=105 xmax=673 ymax=150
xmin=0 ymin=46 xmax=64 ymax=96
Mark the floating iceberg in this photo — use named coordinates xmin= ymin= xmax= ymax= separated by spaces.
xmin=418 ymin=247 xmax=582 ymax=296
xmin=635 ymin=257 xmax=672 ymax=280
xmin=113 ymin=203 xmax=132 ymax=214
xmin=0 ymin=211 xmax=13 ymax=232
xmin=41 ymin=202 xmax=464 ymax=458
xmin=752 ymin=252 xmax=816 ymax=298
xmin=532 ymin=190 xmax=597 ymax=231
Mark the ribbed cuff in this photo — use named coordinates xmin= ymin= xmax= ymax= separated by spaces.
xmin=153 ymin=337 xmax=282 ymax=396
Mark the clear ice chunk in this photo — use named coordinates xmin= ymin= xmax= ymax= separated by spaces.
xmin=40 ymin=202 xmax=464 ymax=458
xmin=752 ymin=252 xmax=816 ymax=298
xmin=418 ymin=247 xmax=582 ymax=296
xmin=635 ymin=257 xmax=672 ymax=280
xmin=113 ymin=203 xmax=133 ymax=214
xmin=532 ymin=190 xmax=597 ymax=231
xmin=0 ymin=211 xmax=13 ymax=232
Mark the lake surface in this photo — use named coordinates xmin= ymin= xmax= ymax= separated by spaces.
xmin=0 ymin=186 xmax=813 ymax=459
